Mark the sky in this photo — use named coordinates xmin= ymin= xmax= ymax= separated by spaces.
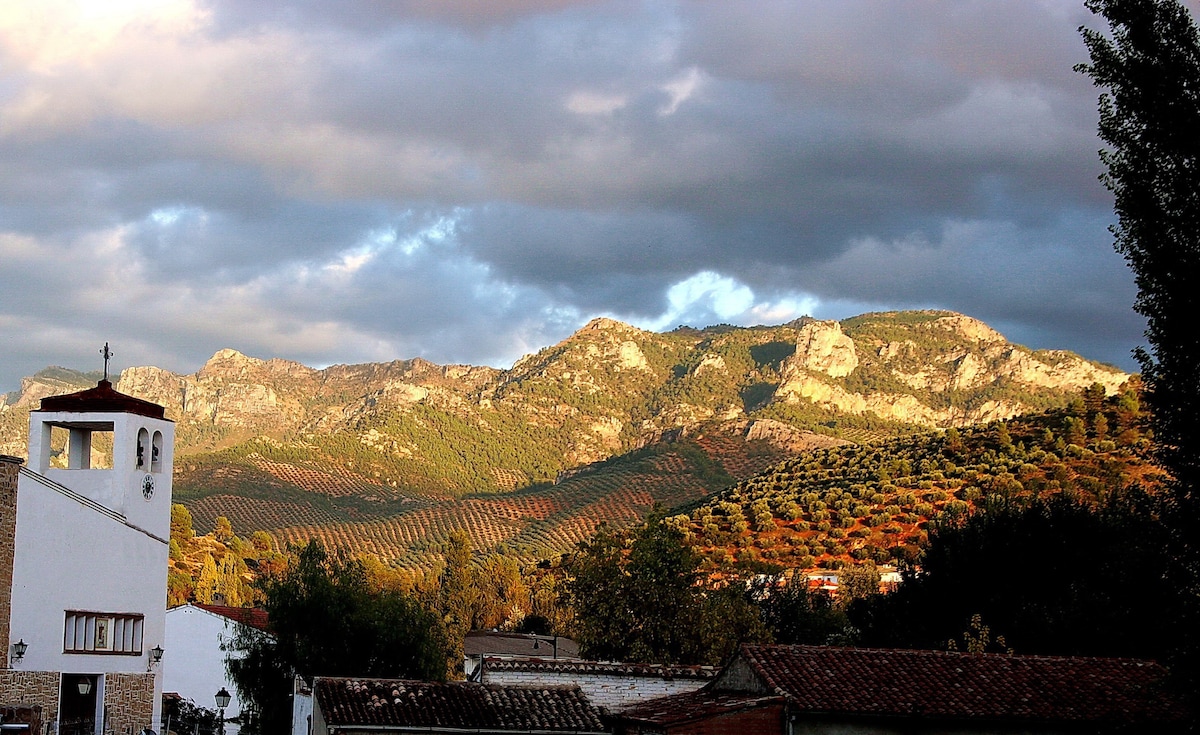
xmin=3 ymin=0 xmax=1193 ymax=393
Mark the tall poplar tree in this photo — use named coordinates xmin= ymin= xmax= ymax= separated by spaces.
xmin=1078 ymin=0 xmax=1200 ymax=697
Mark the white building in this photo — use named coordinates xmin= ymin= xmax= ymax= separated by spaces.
xmin=0 ymin=378 xmax=174 ymax=735
xmin=478 ymin=658 xmax=717 ymax=712
xmin=164 ymin=603 xmax=269 ymax=731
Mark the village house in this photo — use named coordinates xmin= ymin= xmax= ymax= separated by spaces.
xmin=613 ymin=644 xmax=1189 ymax=734
xmin=1 ymin=378 xmax=174 ymax=735
xmin=163 ymin=603 xmax=270 ymax=733
xmin=310 ymin=677 xmax=606 ymax=735
xmin=478 ymin=657 xmax=716 ymax=714
xmin=463 ymin=631 xmax=581 ymax=681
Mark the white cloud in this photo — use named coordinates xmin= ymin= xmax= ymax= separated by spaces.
xmin=659 ymin=66 xmax=702 ymax=115
xmin=566 ymin=90 xmax=628 ymax=115
xmin=635 ymin=271 xmax=816 ymax=332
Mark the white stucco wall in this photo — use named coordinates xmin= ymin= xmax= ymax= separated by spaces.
xmin=164 ymin=605 xmax=247 ymax=724
xmin=481 ymin=669 xmax=709 ymax=712
xmin=8 ymin=409 xmax=174 ymax=731
xmin=28 ymin=411 xmax=174 ymax=541
xmin=292 ymin=676 xmax=313 ymax=735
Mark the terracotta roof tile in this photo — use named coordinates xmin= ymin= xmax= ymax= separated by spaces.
xmin=39 ymin=380 xmax=166 ymax=419
xmin=482 ymin=657 xmax=717 ymax=681
xmin=736 ymin=644 xmax=1187 ymax=726
xmin=616 ymin=689 xmax=784 ymax=727
xmin=314 ymin=677 xmax=606 ymax=733
xmin=194 ymin=603 xmax=271 ymax=632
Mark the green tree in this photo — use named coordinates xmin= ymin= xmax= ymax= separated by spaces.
xmin=566 ymin=515 xmax=766 ymax=664
xmin=226 ymin=541 xmax=448 ymax=735
xmin=195 ymin=553 xmax=219 ymax=605
xmin=1079 ymin=0 xmax=1200 ymax=698
xmin=170 ymin=503 xmax=194 ymax=542
xmin=850 ymin=492 xmax=1175 ymax=661
xmin=439 ymin=531 xmax=477 ymax=677
xmin=754 ymin=574 xmax=849 ymax=646
xmin=474 ymin=555 xmax=529 ymax=631
xmin=250 ymin=530 xmax=275 ymax=554
xmin=214 ymin=515 xmax=234 ymax=544
xmin=837 ymin=563 xmax=881 ymax=607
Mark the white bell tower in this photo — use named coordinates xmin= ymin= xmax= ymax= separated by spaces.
xmin=26 ymin=377 xmax=174 ymax=539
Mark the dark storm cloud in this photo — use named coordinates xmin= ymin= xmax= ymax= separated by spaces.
xmin=4 ymin=0 xmax=1192 ymax=392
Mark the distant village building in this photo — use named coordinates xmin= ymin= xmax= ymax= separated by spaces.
xmin=1 ymin=378 xmax=174 ymax=735
xmin=463 ymin=631 xmax=580 ymax=681
xmin=310 ymin=677 xmax=606 ymax=735
xmin=164 ymin=603 xmax=270 ymax=733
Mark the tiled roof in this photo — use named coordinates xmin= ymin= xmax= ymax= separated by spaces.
xmin=194 ymin=603 xmax=271 ymax=632
xmin=465 ymin=632 xmax=581 ymax=659
xmin=482 ymin=657 xmax=717 ymax=681
xmin=736 ymin=644 xmax=1187 ymax=726
xmin=616 ymin=689 xmax=784 ymax=727
xmin=314 ymin=677 xmax=606 ymax=733
xmin=39 ymin=380 xmax=166 ymax=419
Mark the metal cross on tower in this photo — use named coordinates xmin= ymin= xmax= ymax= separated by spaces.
xmin=100 ymin=342 xmax=113 ymax=382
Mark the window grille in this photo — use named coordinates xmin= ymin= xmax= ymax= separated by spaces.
xmin=64 ymin=611 xmax=144 ymax=654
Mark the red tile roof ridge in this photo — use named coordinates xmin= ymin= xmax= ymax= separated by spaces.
xmin=325 ymin=675 xmax=585 ymax=691
xmin=313 ymin=676 xmax=607 ymax=733
xmin=739 ymin=642 xmax=1166 ymax=666
xmin=731 ymin=643 xmax=1186 ymax=725
xmin=616 ymin=689 xmax=785 ymax=727
xmin=39 ymin=379 xmax=168 ymax=419
xmin=192 ymin=603 xmax=271 ymax=632
xmin=482 ymin=657 xmax=718 ymax=679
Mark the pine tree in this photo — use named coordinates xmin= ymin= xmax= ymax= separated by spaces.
xmin=195 ymin=553 xmax=219 ymax=604
xmin=1079 ymin=0 xmax=1200 ymax=702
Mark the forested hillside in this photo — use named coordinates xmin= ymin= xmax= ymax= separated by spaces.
xmin=671 ymin=381 xmax=1159 ymax=572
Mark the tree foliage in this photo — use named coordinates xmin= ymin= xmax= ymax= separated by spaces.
xmin=849 ymin=492 xmax=1176 ymax=662
xmin=226 ymin=541 xmax=448 ymax=735
xmin=1079 ymin=0 xmax=1200 ymax=505
xmin=565 ymin=514 xmax=768 ymax=665
xmin=1079 ymin=0 xmax=1200 ymax=699
xmin=754 ymin=574 xmax=850 ymax=646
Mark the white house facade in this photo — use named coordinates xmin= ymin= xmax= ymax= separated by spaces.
xmin=164 ymin=603 xmax=268 ymax=731
xmin=1 ymin=379 xmax=174 ymax=735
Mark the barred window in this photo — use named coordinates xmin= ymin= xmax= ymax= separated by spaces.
xmin=64 ymin=611 xmax=144 ymax=654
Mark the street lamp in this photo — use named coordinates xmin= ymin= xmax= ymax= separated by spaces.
xmin=12 ymin=639 xmax=27 ymax=662
xmin=215 ymin=687 xmax=231 ymax=735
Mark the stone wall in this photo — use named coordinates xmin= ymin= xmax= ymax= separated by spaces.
xmin=0 ymin=455 xmax=21 ymax=668
xmin=104 ymin=673 xmax=155 ymax=735
xmin=0 ymin=670 xmax=61 ymax=724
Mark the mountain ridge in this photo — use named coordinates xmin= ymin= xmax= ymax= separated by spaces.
xmin=0 ymin=310 xmax=1130 ymax=567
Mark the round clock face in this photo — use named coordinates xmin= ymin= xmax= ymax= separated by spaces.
xmin=142 ymin=474 xmax=155 ymax=500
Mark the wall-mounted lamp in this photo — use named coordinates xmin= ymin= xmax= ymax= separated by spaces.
xmin=77 ymin=677 xmax=93 ymax=695
xmin=148 ymin=644 xmax=164 ymax=670
xmin=12 ymin=639 xmax=28 ymax=662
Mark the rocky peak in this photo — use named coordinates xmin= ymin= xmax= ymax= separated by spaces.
xmin=582 ymin=317 xmax=639 ymax=334
xmin=787 ymin=320 xmax=859 ymax=378
xmin=925 ymin=314 xmax=1007 ymax=344
xmin=198 ymin=349 xmax=265 ymax=378
xmin=198 ymin=349 xmax=311 ymax=381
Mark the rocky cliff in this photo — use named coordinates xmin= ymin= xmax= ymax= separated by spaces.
xmin=1 ymin=310 xmax=1128 ymax=476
